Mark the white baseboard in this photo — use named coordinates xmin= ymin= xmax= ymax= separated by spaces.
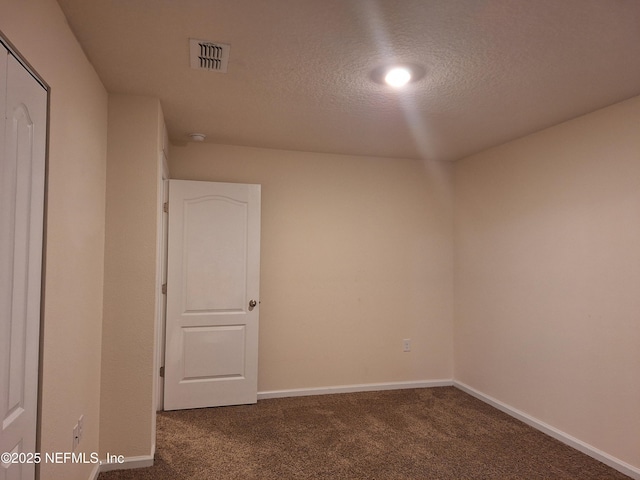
xmin=454 ymin=381 xmax=640 ymax=480
xmin=258 ymin=379 xmax=454 ymax=400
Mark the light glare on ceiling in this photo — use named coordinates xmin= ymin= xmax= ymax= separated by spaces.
xmin=384 ymin=67 xmax=411 ymax=87
xmin=370 ymin=63 xmax=426 ymax=88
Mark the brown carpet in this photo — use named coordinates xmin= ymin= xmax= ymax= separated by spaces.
xmin=98 ymin=387 xmax=629 ymax=479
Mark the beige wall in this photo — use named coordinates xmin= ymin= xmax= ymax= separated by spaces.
xmin=454 ymin=95 xmax=640 ymax=469
xmin=0 ymin=1 xmax=108 ymax=479
xmin=101 ymin=95 xmax=162 ymax=457
xmin=169 ymin=144 xmax=454 ymax=391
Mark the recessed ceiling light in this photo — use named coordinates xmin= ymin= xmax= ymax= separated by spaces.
xmin=370 ymin=64 xmax=426 ymax=88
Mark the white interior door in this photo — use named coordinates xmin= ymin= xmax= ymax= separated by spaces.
xmin=0 ymin=47 xmax=47 ymax=480
xmin=164 ymin=180 xmax=261 ymax=411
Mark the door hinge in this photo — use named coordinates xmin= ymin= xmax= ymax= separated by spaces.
xmin=159 ymin=366 xmax=165 ymax=378
xmin=163 ymin=202 xmax=168 ymax=213
xmin=162 ymin=283 xmax=167 ymax=295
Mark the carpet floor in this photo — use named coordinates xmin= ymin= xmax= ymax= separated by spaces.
xmin=98 ymin=387 xmax=629 ymax=479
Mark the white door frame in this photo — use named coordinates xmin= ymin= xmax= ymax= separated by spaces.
xmin=153 ymin=145 xmax=169 ymax=416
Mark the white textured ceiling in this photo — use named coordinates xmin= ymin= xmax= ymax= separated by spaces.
xmin=56 ymin=0 xmax=640 ymax=161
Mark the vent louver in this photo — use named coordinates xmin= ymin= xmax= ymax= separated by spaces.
xmin=189 ymin=38 xmax=230 ymax=73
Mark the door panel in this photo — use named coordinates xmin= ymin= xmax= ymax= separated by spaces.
xmin=0 ymin=49 xmax=47 ymax=480
xmin=183 ymin=196 xmax=248 ymax=312
xmin=164 ymin=180 xmax=260 ymax=411
xmin=182 ymin=326 xmax=245 ymax=379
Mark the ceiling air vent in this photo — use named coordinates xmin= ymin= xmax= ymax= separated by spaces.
xmin=189 ymin=38 xmax=230 ymax=73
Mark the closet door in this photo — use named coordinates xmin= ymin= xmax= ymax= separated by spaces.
xmin=0 ymin=46 xmax=47 ymax=480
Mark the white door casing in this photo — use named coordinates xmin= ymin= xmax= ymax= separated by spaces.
xmin=164 ymin=180 xmax=261 ymax=411
xmin=155 ymin=175 xmax=169 ymax=412
xmin=0 ymin=48 xmax=47 ymax=480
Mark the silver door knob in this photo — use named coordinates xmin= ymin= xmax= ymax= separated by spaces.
xmin=248 ymin=299 xmax=257 ymax=310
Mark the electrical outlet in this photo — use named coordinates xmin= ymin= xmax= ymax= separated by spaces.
xmin=403 ymin=338 xmax=411 ymax=352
